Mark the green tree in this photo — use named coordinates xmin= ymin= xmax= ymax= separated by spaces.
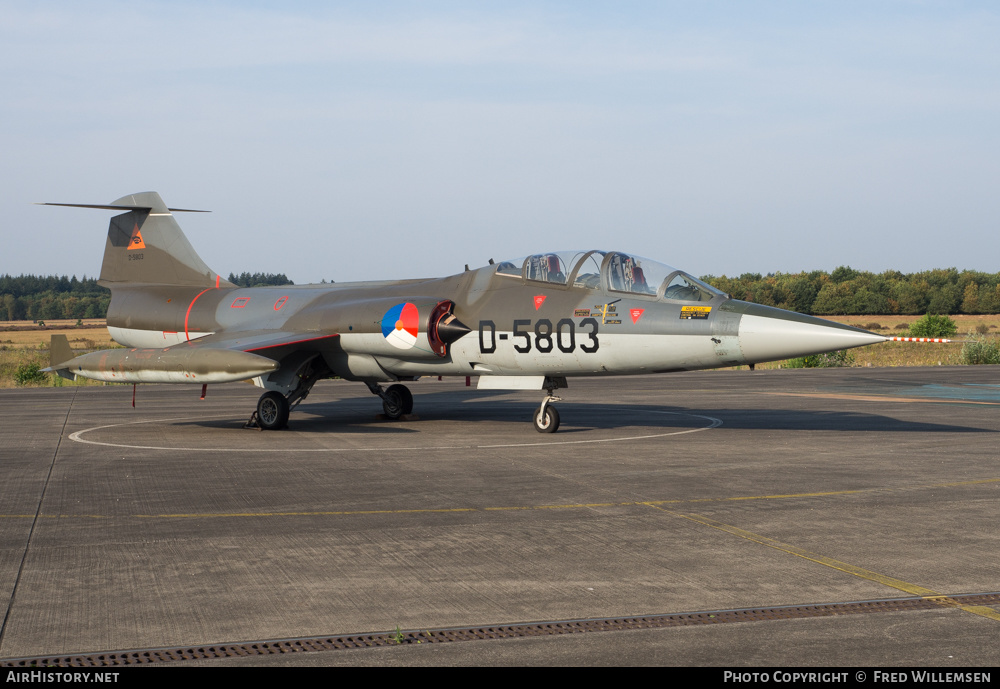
xmin=909 ymin=313 xmax=958 ymax=338
xmin=961 ymin=283 xmax=980 ymax=314
xmin=811 ymin=283 xmax=854 ymax=314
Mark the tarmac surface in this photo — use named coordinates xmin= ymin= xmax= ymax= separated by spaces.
xmin=0 ymin=367 xmax=998 ymax=667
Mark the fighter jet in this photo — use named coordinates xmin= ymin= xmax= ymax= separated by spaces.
xmin=43 ymin=191 xmax=886 ymax=432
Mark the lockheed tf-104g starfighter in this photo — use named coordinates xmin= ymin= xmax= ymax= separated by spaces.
xmin=43 ymin=192 xmax=887 ymax=432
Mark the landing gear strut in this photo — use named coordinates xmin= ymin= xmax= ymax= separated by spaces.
xmin=368 ymin=382 xmax=414 ymax=420
xmin=245 ymin=355 xmax=330 ymax=430
xmin=533 ymin=381 xmax=563 ymax=433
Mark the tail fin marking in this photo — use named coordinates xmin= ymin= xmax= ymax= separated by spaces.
xmin=41 ymin=191 xmax=233 ymax=289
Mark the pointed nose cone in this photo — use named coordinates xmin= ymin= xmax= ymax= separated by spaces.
xmin=736 ymin=303 xmax=886 ymax=363
xmin=436 ymin=313 xmax=472 ymax=344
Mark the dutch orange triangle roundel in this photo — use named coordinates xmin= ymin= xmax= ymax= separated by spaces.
xmin=129 ymin=223 xmax=146 ymax=249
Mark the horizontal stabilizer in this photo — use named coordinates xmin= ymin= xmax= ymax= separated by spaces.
xmin=179 ymin=330 xmax=342 ymax=357
xmin=37 ymin=203 xmax=209 ymax=213
xmin=40 ymin=192 xmax=225 ymax=287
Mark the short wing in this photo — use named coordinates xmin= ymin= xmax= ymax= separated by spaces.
xmin=43 ymin=330 xmax=341 ymax=385
xmin=177 ymin=329 xmax=341 ymax=360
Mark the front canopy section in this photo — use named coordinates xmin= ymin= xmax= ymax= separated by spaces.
xmin=493 ymin=250 xmax=726 ymax=303
xmin=661 ymin=272 xmax=721 ymax=303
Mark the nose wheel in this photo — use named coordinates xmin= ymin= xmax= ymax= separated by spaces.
xmin=533 ymin=403 xmax=560 ymax=433
xmin=533 ymin=387 xmax=562 ymax=433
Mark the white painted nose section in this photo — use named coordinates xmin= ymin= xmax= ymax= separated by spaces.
xmin=739 ymin=314 xmax=887 ymax=363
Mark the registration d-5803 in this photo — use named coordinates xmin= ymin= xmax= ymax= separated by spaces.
xmin=478 ymin=318 xmax=599 ymax=354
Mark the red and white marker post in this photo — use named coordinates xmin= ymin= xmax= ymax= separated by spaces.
xmin=888 ymin=337 xmax=952 ymax=343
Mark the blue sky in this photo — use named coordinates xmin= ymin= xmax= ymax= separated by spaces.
xmin=2 ymin=1 xmax=998 ymax=283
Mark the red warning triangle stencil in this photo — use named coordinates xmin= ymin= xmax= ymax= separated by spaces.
xmin=630 ymin=308 xmax=644 ymax=324
xmin=533 ymin=295 xmax=546 ymax=310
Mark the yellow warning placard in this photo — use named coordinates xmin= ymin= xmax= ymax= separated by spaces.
xmin=680 ymin=305 xmax=711 ymax=320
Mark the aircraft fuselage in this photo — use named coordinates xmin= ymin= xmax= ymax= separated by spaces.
xmin=44 ymin=192 xmax=886 ymax=431
xmin=103 ymin=266 xmax=880 ymax=383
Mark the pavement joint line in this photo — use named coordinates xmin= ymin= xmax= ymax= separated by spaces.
xmin=641 ymin=503 xmax=1000 ymax=623
xmin=3 ymin=592 xmax=999 ymax=666
xmin=1 ymin=477 xmax=995 ymax=521
xmin=0 ymin=389 xmax=78 ymax=653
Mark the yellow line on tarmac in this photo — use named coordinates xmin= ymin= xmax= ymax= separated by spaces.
xmin=1 ymin=478 xmax=997 ymax=521
xmin=0 ymin=508 xmax=477 ymax=519
xmin=763 ymin=391 xmax=1000 ymax=406
xmin=678 ymin=489 xmax=868 ymax=503
xmin=954 ymin=606 xmax=1000 ymax=619
xmin=133 ymin=508 xmax=478 ymax=519
xmin=929 ymin=478 xmax=1000 ymax=489
xmin=642 ymin=503 xmax=1000 ymax=623
xmin=486 ymin=502 xmax=622 ymax=511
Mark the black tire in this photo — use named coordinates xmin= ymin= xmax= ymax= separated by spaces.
xmin=533 ymin=404 xmax=560 ymax=433
xmin=382 ymin=384 xmax=413 ymax=419
xmin=257 ymin=391 xmax=289 ymax=430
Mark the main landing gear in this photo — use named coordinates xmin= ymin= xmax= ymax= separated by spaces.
xmin=368 ymin=382 xmax=414 ymax=420
xmin=245 ymin=356 xmax=329 ymax=431
xmin=255 ymin=390 xmax=289 ymax=430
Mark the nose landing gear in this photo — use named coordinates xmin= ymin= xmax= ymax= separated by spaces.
xmin=533 ymin=378 xmax=565 ymax=433
xmin=533 ymin=398 xmax=561 ymax=433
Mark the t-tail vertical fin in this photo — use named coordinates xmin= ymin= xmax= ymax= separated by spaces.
xmin=40 ymin=192 xmax=233 ymax=288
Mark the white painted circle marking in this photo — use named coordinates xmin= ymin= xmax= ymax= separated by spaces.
xmin=68 ymin=409 xmax=722 ymax=453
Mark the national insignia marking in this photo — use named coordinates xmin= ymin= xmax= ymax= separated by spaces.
xmin=381 ymin=302 xmax=420 ymax=349
xmin=129 ymin=223 xmax=146 ymax=249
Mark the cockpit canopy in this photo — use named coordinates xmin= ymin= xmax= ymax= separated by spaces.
xmin=494 ymin=250 xmax=723 ymax=303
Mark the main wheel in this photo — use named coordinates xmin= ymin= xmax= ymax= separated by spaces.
xmin=382 ymin=384 xmax=413 ymax=419
xmin=533 ymin=404 xmax=560 ymax=433
xmin=257 ymin=391 xmax=289 ymax=430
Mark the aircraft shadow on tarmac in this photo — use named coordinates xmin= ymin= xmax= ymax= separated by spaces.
xmin=173 ymin=387 xmax=993 ymax=436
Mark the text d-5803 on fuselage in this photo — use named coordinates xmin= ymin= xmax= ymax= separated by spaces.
xmin=478 ymin=318 xmax=599 ymax=354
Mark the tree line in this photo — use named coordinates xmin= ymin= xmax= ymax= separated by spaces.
xmin=3 ymin=268 xmax=1000 ymax=321
xmin=226 ymin=272 xmax=294 ymax=288
xmin=701 ymin=267 xmax=1000 ymax=315
xmin=1 ymin=274 xmax=109 ymax=321
xmin=0 ymin=273 xmax=293 ymax=321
